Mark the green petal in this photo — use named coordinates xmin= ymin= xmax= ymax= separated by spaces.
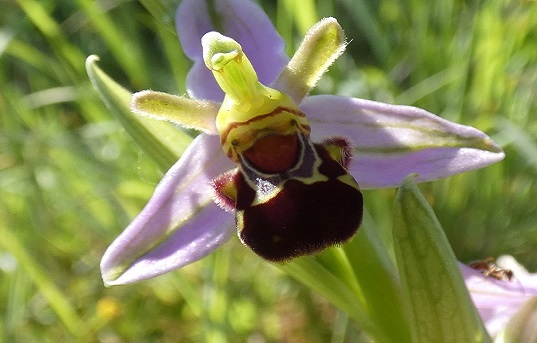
xmin=272 ymin=17 xmax=346 ymax=103
xmin=131 ymin=90 xmax=219 ymax=134
xmin=86 ymin=55 xmax=191 ymax=170
xmin=393 ymin=175 xmax=491 ymax=342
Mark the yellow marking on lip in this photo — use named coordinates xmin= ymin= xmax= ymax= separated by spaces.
xmin=220 ymin=107 xmax=310 ymax=162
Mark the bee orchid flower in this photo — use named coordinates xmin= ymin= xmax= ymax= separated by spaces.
xmin=100 ymin=0 xmax=504 ymax=286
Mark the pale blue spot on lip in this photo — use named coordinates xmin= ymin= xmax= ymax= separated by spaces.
xmin=255 ymin=178 xmax=276 ymax=195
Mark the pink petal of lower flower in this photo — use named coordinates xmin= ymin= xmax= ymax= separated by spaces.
xmin=101 ymin=134 xmax=235 ymax=286
xmin=301 ymin=95 xmax=504 ymax=188
xmin=176 ymin=0 xmax=288 ymax=102
xmin=460 ymin=262 xmax=537 ymax=337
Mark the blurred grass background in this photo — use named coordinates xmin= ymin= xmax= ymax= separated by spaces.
xmin=1 ymin=0 xmax=536 ymax=341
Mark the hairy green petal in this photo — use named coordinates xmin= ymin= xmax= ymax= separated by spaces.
xmin=131 ymin=90 xmax=219 ymax=134
xmin=272 ymin=17 xmax=346 ymax=103
xmin=393 ymin=175 xmax=491 ymax=343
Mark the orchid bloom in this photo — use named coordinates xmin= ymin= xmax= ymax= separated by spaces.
xmin=100 ymin=0 xmax=504 ymax=286
xmin=461 ymin=256 xmax=537 ymax=339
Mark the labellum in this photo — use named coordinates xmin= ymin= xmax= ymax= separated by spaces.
xmin=205 ymin=32 xmax=363 ymax=260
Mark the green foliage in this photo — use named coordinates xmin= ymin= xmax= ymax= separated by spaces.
xmin=1 ymin=0 xmax=536 ymax=341
xmin=393 ymin=176 xmax=489 ymax=342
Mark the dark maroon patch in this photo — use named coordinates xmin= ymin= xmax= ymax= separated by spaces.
xmin=231 ymin=134 xmax=363 ymax=261
xmin=238 ymin=177 xmax=363 ymax=261
xmin=234 ymin=172 xmax=256 ymax=209
xmin=237 ymin=143 xmax=362 ymax=261
xmin=315 ymin=143 xmax=347 ymax=178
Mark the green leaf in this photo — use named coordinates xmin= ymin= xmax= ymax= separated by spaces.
xmin=138 ymin=0 xmax=180 ymax=27
xmin=393 ymin=175 xmax=491 ymax=343
xmin=344 ymin=213 xmax=416 ymax=343
xmin=77 ymin=0 xmax=148 ymax=86
xmin=280 ymin=214 xmax=415 ymax=343
xmin=0 ymin=225 xmax=82 ymax=338
xmin=277 ymin=251 xmax=374 ymax=332
xmin=85 ymin=55 xmax=192 ymax=171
